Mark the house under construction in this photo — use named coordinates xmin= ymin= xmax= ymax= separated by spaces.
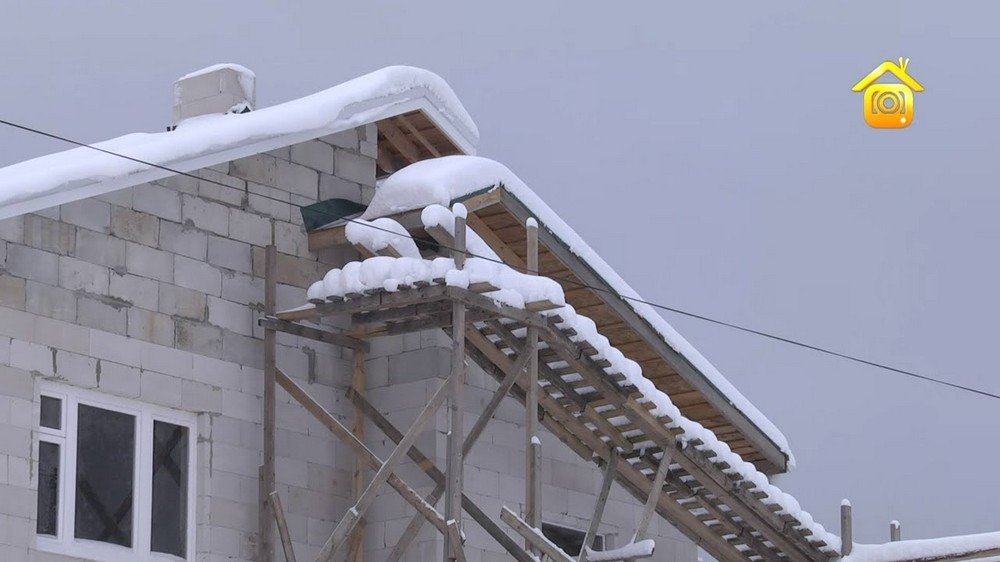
xmin=0 ymin=64 xmax=996 ymax=562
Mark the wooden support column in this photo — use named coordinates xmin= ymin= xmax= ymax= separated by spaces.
xmin=841 ymin=500 xmax=853 ymax=556
xmin=525 ymin=217 xmax=542 ymax=542
xmin=347 ymin=349 xmax=367 ymax=562
xmin=890 ymin=520 xmax=901 ymax=542
xmin=259 ymin=244 xmax=277 ymax=562
xmin=579 ymin=453 xmax=618 ymax=562
xmin=445 ymin=204 xmax=468 ymax=562
xmin=633 ymin=450 xmax=671 ymax=544
xmin=269 ymin=491 xmax=297 ymax=562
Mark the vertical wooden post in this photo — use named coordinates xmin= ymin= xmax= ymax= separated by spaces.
xmin=579 ymin=452 xmax=618 ymax=562
xmin=445 ymin=204 xmax=468 ymax=562
xmin=259 ymin=244 xmax=277 ymax=562
xmin=840 ymin=500 xmax=853 ymax=556
xmin=269 ymin=491 xmax=298 ymax=562
xmin=525 ymin=217 xmax=542 ymax=545
xmin=347 ymin=349 xmax=368 ymax=562
xmin=890 ymin=520 xmax=901 ymax=542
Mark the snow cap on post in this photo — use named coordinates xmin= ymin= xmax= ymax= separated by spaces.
xmin=526 ymin=217 xmax=538 ymax=229
xmin=451 ymin=202 xmax=467 ymax=219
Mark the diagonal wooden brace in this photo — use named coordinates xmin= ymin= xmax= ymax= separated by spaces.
xmin=500 ymin=506 xmax=575 ymax=562
xmin=314 ymin=370 xmax=453 ymax=562
xmin=273 ymin=370 xmax=450 ymax=555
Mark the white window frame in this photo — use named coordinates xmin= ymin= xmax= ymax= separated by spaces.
xmin=35 ymin=382 xmax=197 ymax=562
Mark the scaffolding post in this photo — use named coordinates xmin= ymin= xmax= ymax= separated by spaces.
xmin=348 ymin=348 xmax=367 ymax=562
xmin=259 ymin=243 xmax=277 ymax=562
xmin=890 ymin=520 xmax=901 ymax=542
xmin=525 ymin=217 xmax=542 ymax=549
xmin=445 ymin=204 xmax=468 ymax=562
xmin=841 ymin=500 xmax=853 ymax=556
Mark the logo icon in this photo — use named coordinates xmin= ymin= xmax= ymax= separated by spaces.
xmin=852 ymin=58 xmax=924 ymax=129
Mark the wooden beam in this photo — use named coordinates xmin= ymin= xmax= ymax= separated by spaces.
xmin=378 ymin=118 xmax=422 ymax=163
xmin=634 ymin=451 xmax=672 ymax=542
xmin=466 ymin=212 xmax=526 ymax=270
xmin=447 ymin=520 xmax=467 ymax=562
xmin=579 ymin=453 xmax=618 ymax=562
xmin=268 ymin=491 xmax=297 ymax=562
xmin=525 ymin=216 xmax=541 ymax=539
xmin=259 ymin=317 xmax=370 ymax=352
xmin=397 ymin=114 xmax=441 ymax=157
xmin=501 ymin=506 xmax=575 ymax=562
xmin=347 ymin=349 xmax=367 ymax=562
xmin=377 ymin=142 xmax=399 ymax=174
xmin=445 ymin=208 xmax=467 ymax=562
xmin=274 ymin=369 xmax=450 ymax=537
xmin=841 ymin=502 xmax=852 ymax=556
xmin=316 ymin=371 xmax=453 ymax=561
xmin=259 ymin=244 xmax=277 ymax=562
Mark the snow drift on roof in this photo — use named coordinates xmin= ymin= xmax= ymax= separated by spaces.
xmin=361 ymin=155 xmax=795 ymax=465
xmin=0 ymin=65 xmax=478 ymax=214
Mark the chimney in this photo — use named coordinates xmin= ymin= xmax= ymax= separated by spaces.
xmin=171 ymin=64 xmax=255 ymax=127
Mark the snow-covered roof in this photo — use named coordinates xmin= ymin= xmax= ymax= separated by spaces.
xmin=844 ymin=532 xmax=1000 ymax=562
xmin=360 ymin=155 xmax=795 ymax=465
xmin=0 ymin=65 xmax=478 ymax=220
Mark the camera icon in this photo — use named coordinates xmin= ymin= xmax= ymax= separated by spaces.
xmin=864 ymin=84 xmax=914 ymax=129
xmin=852 ymin=58 xmax=923 ymax=129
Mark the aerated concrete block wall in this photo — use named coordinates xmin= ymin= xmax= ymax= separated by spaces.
xmin=0 ymin=124 xmax=379 ymax=562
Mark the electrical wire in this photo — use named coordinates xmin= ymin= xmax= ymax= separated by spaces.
xmin=1 ymin=117 xmax=998 ymax=401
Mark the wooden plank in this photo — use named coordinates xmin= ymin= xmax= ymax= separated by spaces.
xmin=579 ymin=453 xmax=618 ymax=562
xmin=447 ymin=520 xmax=467 ymax=562
xmin=268 ymin=491 xmax=297 ymax=562
xmin=397 ymin=114 xmax=442 ymax=157
xmin=634 ymin=451 xmax=672 ymax=542
xmin=525 ymin=216 xmax=541 ymax=540
xmin=378 ymin=118 xmax=421 ymax=163
xmin=259 ymin=317 xmax=370 ymax=352
xmin=501 ymin=506 xmax=575 ymax=562
xmin=259 ymin=245 xmax=277 ymax=562
xmin=316 ymin=371 xmax=453 ymax=561
xmin=275 ymin=284 xmax=450 ymax=321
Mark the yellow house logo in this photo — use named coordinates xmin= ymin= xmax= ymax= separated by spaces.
xmin=852 ymin=58 xmax=924 ymax=129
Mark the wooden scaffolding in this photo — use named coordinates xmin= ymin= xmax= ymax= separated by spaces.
xmin=254 ymin=210 xmax=840 ymax=562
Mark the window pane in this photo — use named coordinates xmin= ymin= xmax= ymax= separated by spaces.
xmin=151 ymin=421 xmax=188 ymax=558
xmin=541 ymin=523 xmax=602 ymax=556
xmin=36 ymin=441 xmax=60 ymax=536
xmin=40 ymin=396 xmax=61 ymax=430
xmin=75 ymin=404 xmax=135 ymax=547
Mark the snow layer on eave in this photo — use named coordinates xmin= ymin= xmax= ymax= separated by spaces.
xmin=0 ymin=65 xmax=478 ymax=212
xmin=843 ymin=532 xmax=1000 ymax=562
xmin=361 ymin=155 xmax=795 ymax=466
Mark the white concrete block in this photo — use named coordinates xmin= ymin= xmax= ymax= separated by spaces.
xmin=228 ymin=208 xmax=271 ymax=247
xmin=274 ymin=159 xmax=319 ymax=200
xmin=111 ymin=205 xmax=160 ymax=246
xmin=158 ymin=219 xmax=208 ymax=260
xmin=174 ymin=254 xmax=222 ymax=296
xmin=207 ymin=296 xmax=252 ymax=336
xmin=221 ymin=271 xmax=263 ymax=306
xmin=140 ymin=370 xmax=183 ymax=408
xmin=207 ymin=235 xmax=252 ymax=274
xmin=127 ymin=307 xmax=175 ymax=347
xmin=75 ymin=228 xmax=126 ymax=270
xmin=77 ymin=296 xmax=127 ymax=336
xmin=182 ymin=194 xmax=229 ymax=236
xmin=110 ymin=272 xmax=158 ymax=310
xmin=133 ymin=182 xmax=183 ymax=222
xmin=158 ymin=282 xmax=207 ymax=321
xmin=6 ymin=244 xmax=58 ymax=285
xmin=181 ymin=379 xmax=222 ymax=414
xmin=125 ymin=241 xmax=174 ymax=282
xmin=138 ymin=339 xmax=194 ymax=379
xmin=58 ymin=256 xmax=110 ymax=295
xmin=55 ymin=349 xmax=99 ymax=388
xmin=334 ymin=149 xmax=375 ymax=187
xmin=9 ymin=339 xmax=53 ymax=376
xmin=23 ymin=214 xmax=74 ymax=255
xmin=174 ymin=319 xmax=223 ymax=357
xmin=98 ymin=360 xmax=141 ymax=398
xmin=291 ymin=140 xmax=335 ymax=175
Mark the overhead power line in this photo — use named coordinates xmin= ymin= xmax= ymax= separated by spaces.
xmin=1 ymin=117 xmax=998 ymax=402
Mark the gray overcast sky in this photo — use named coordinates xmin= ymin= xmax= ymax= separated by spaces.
xmin=1 ymin=0 xmax=997 ymax=546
